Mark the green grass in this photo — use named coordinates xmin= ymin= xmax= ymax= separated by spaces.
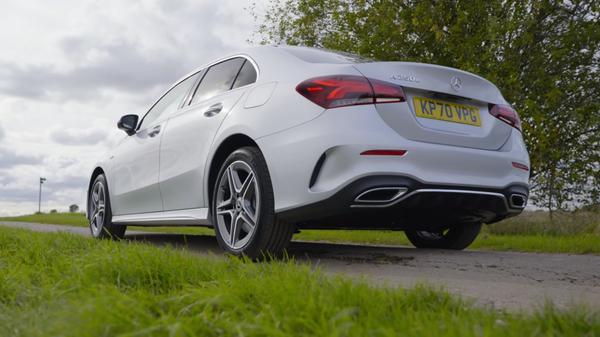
xmin=486 ymin=210 xmax=600 ymax=236
xmin=2 ymin=211 xmax=600 ymax=254
xmin=0 ymin=212 xmax=89 ymax=226
xmin=0 ymin=226 xmax=597 ymax=337
xmin=0 ymin=212 xmax=213 ymax=235
xmin=293 ymin=230 xmax=600 ymax=255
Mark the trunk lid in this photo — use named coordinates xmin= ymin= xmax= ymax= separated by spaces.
xmin=353 ymin=62 xmax=513 ymax=150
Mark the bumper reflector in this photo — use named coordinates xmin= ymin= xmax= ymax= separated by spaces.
xmin=360 ymin=149 xmax=407 ymax=156
xmin=512 ymin=161 xmax=529 ymax=171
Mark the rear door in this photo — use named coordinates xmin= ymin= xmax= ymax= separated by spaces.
xmin=353 ymin=62 xmax=513 ymax=150
xmin=159 ymin=58 xmax=258 ymax=211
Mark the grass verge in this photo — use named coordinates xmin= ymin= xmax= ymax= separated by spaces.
xmin=0 ymin=213 xmax=213 ymax=235
xmin=0 ymin=226 xmax=597 ymax=336
xmin=1 ymin=212 xmax=599 ymax=254
xmin=294 ymin=230 xmax=600 ymax=255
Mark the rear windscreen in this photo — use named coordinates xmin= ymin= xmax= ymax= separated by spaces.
xmin=282 ymin=47 xmax=375 ymax=64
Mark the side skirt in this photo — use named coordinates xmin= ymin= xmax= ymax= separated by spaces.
xmin=111 ymin=208 xmax=210 ymax=226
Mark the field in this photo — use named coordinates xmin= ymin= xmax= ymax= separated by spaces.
xmin=1 ymin=210 xmax=599 ymax=254
xmin=0 ymin=226 xmax=597 ymax=337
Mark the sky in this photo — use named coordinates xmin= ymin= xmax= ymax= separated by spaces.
xmin=0 ymin=0 xmax=268 ymax=216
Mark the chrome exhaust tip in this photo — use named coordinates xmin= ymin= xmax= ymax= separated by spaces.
xmin=355 ymin=187 xmax=408 ymax=204
xmin=509 ymin=193 xmax=527 ymax=209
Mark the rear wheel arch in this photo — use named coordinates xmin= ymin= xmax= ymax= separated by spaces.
xmin=207 ymin=134 xmax=266 ymax=210
xmin=211 ymin=146 xmax=293 ymax=258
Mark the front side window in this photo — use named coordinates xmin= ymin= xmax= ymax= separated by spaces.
xmin=190 ymin=57 xmax=246 ymax=105
xmin=138 ymin=73 xmax=199 ymax=130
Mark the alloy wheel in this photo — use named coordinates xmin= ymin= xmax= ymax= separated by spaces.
xmin=215 ymin=160 xmax=260 ymax=250
xmin=89 ymin=181 xmax=106 ymax=236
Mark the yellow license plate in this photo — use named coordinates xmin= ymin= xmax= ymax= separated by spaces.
xmin=412 ymin=96 xmax=481 ymax=126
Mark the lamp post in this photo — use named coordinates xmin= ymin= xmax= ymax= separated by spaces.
xmin=38 ymin=177 xmax=46 ymax=213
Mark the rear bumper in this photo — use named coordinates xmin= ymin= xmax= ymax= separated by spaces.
xmin=257 ymin=104 xmax=530 ymax=214
xmin=278 ymin=175 xmax=528 ymax=229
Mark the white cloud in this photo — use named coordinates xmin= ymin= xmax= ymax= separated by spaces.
xmin=50 ymin=128 xmax=108 ymax=146
xmin=0 ymin=0 xmax=267 ymax=216
xmin=0 ymin=148 xmax=42 ymax=169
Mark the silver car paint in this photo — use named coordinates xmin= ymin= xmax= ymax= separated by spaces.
xmin=91 ymin=46 xmax=529 ymax=224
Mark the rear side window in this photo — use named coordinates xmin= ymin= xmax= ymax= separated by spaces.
xmin=232 ymin=60 xmax=257 ymax=89
xmin=190 ymin=57 xmax=245 ymax=105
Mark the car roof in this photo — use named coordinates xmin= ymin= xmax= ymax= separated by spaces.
xmin=164 ymin=45 xmax=366 ymax=100
xmin=179 ymin=45 xmax=367 ymax=79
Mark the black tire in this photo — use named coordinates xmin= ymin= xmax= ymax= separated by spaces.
xmin=211 ymin=146 xmax=294 ymax=259
xmin=404 ymin=223 xmax=482 ymax=250
xmin=88 ymin=174 xmax=126 ymax=239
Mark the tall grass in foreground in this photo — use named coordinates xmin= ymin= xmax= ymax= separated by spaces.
xmin=0 ymin=227 xmax=597 ymax=337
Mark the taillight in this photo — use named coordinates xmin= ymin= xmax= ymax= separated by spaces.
xmin=296 ymin=75 xmax=406 ymax=109
xmin=489 ymin=104 xmax=521 ymax=131
xmin=370 ymin=79 xmax=406 ymax=103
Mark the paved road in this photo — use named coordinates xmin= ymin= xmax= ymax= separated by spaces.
xmin=2 ymin=221 xmax=599 ymax=311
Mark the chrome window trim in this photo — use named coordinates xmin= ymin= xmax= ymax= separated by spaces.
xmin=186 ymin=55 xmax=259 ymax=107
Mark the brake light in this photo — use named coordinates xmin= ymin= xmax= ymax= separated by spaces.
xmin=489 ymin=104 xmax=521 ymax=131
xmin=296 ymin=75 xmax=406 ymax=109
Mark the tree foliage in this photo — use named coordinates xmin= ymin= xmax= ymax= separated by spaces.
xmin=254 ymin=0 xmax=600 ymax=210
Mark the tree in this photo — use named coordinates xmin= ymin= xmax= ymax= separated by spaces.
xmin=69 ymin=204 xmax=79 ymax=213
xmin=255 ymin=0 xmax=600 ymax=211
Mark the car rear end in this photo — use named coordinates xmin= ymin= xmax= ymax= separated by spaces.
xmin=257 ymin=48 xmax=529 ymax=230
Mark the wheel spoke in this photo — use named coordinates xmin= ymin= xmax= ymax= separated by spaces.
xmin=216 ymin=198 xmax=233 ymax=211
xmin=222 ymin=167 xmax=232 ymax=197
xmin=240 ymin=172 xmax=254 ymax=198
xmin=240 ymin=172 xmax=258 ymax=222
xmin=228 ymin=166 xmax=242 ymax=193
xmin=241 ymin=199 xmax=257 ymax=223
xmin=92 ymin=212 xmax=101 ymax=228
xmin=97 ymin=211 xmax=104 ymax=226
xmin=217 ymin=209 xmax=235 ymax=219
xmin=238 ymin=210 xmax=255 ymax=232
xmin=230 ymin=213 xmax=243 ymax=246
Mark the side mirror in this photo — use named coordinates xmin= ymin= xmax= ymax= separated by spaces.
xmin=117 ymin=114 xmax=139 ymax=136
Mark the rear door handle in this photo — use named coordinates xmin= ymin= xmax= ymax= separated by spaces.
xmin=148 ymin=125 xmax=161 ymax=137
xmin=204 ymin=103 xmax=223 ymax=117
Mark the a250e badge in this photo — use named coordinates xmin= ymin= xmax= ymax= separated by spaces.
xmin=390 ymin=74 xmax=420 ymax=83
